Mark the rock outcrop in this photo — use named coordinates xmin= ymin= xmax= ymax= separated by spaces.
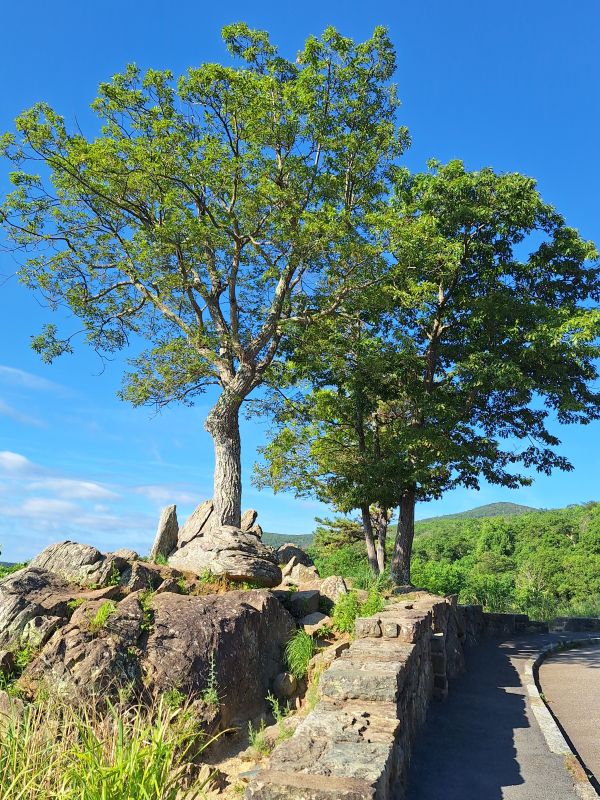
xmin=149 ymin=505 xmax=179 ymax=561
xmin=168 ymin=526 xmax=282 ymax=588
xmin=29 ymin=541 xmax=126 ymax=587
xmin=23 ymin=588 xmax=294 ymax=727
xmin=276 ymin=544 xmax=314 ymax=568
xmin=177 ymin=500 xmax=215 ymax=548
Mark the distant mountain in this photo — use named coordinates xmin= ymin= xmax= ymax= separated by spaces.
xmin=261 ymin=531 xmax=314 ymax=549
xmin=417 ymin=502 xmax=538 ymax=525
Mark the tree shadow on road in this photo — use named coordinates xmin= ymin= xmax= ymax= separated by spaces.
xmin=404 ymin=640 xmax=527 ymax=800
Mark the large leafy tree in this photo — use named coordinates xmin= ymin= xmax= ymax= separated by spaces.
xmin=257 ymin=161 xmax=600 ymax=584
xmin=0 ymin=24 xmax=404 ymax=528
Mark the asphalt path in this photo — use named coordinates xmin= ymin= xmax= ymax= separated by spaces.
xmin=405 ymin=635 xmax=586 ymax=800
xmin=538 ymin=643 xmax=600 ymax=792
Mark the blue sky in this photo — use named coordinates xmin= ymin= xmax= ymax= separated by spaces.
xmin=1 ymin=1 xmax=599 ymax=561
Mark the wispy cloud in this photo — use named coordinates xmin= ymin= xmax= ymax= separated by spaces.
xmin=132 ymin=484 xmax=198 ymax=505
xmin=0 ymin=399 xmax=45 ymax=428
xmin=27 ymin=477 xmax=119 ymax=500
xmin=0 ymin=365 xmax=66 ymax=394
xmin=0 ymin=451 xmax=40 ymax=475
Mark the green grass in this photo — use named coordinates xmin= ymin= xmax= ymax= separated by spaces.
xmin=0 ymin=696 xmax=220 ymax=800
xmin=88 ymin=600 xmax=117 ymax=634
xmin=285 ymin=630 xmax=315 ymax=680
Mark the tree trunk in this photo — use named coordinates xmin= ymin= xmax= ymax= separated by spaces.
xmin=373 ymin=505 xmax=388 ymax=573
xmin=361 ymin=504 xmax=380 ymax=574
xmin=391 ymin=486 xmax=416 ymax=586
xmin=205 ymin=394 xmax=243 ymax=528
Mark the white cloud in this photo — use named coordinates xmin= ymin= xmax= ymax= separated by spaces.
xmin=133 ymin=484 xmax=198 ymax=505
xmin=19 ymin=497 xmax=79 ymax=517
xmin=27 ymin=477 xmax=119 ymax=501
xmin=0 ymin=365 xmax=65 ymax=393
xmin=0 ymin=399 xmax=45 ymax=428
xmin=0 ymin=451 xmax=39 ymax=475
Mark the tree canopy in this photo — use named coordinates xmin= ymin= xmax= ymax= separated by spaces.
xmin=0 ymin=24 xmax=405 ymax=526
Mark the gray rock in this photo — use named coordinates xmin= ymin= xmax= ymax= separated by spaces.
xmin=0 ymin=650 xmax=15 ymax=675
xmin=29 ymin=541 xmax=126 ymax=587
xmin=21 ymin=614 xmax=62 ymax=648
xmin=319 ymin=575 xmax=348 ymax=605
xmin=287 ymin=590 xmax=321 ymax=619
xmin=250 ymin=524 xmax=263 ymax=539
xmin=168 ymin=526 xmax=281 ymax=588
xmin=241 ymin=509 xmax=258 ymax=532
xmin=0 ymin=566 xmax=123 ymax=648
xmin=276 ymin=543 xmax=314 ymax=567
xmin=177 ymin=500 xmax=214 ymax=548
xmin=25 ymin=590 xmax=295 ymax=728
xmin=300 ymin=612 xmax=331 ymax=635
xmin=273 ymin=671 xmax=297 ymax=698
xmin=113 ymin=548 xmax=139 ymax=560
xmin=149 ymin=505 xmax=179 ymax=561
xmin=125 ymin=562 xmax=164 ymax=592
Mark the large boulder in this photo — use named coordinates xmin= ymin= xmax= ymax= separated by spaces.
xmin=168 ymin=526 xmax=282 ymax=587
xmin=24 ymin=589 xmax=295 ymax=727
xmin=149 ymin=505 xmax=179 ymax=561
xmin=177 ymin=500 xmax=214 ymax=548
xmin=276 ymin=543 xmax=314 ymax=568
xmin=29 ymin=541 xmax=126 ymax=587
xmin=0 ymin=566 xmax=121 ymax=647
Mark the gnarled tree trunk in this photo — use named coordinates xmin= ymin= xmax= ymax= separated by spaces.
xmin=205 ymin=394 xmax=243 ymax=528
xmin=391 ymin=485 xmax=416 ymax=586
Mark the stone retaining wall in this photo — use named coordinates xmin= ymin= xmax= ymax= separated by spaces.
xmin=246 ymin=593 xmax=546 ymax=800
xmin=247 ymin=593 xmax=477 ymax=800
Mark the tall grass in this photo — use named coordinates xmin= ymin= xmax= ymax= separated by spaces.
xmin=0 ymin=696 xmax=220 ymax=800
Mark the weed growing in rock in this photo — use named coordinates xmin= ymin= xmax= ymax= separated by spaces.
xmin=266 ymin=691 xmax=293 ymax=744
xmin=247 ymin=719 xmax=271 ymax=759
xmin=201 ymin=654 xmax=219 ymax=708
xmin=67 ymin=598 xmax=85 ymax=613
xmin=285 ymin=630 xmax=315 ymax=680
xmin=89 ymin=601 xmax=117 ymax=634
xmin=153 ymin=553 xmax=169 ymax=566
xmin=139 ymin=591 xmax=155 ymax=633
xmin=163 ymin=687 xmax=187 ymax=710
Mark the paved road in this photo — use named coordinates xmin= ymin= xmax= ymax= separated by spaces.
xmin=405 ymin=635 xmax=585 ymax=800
xmin=539 ymin=643 xmax=600 ymax=792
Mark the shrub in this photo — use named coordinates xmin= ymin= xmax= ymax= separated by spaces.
xmin=285 ymin=630 xmax=315 ymax=679
xmin=331 ymin=591 xmax=361 ymax=633
xmin=360 ymin=587 xmax=386 ymax=617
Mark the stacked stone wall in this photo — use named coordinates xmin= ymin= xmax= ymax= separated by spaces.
xmin=246 ymin=592 xmax=542 ymax=800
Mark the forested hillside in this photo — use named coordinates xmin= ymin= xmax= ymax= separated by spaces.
xmin=312 ymin=502 xmax=600 ymax=620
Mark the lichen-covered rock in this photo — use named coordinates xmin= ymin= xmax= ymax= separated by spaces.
xmin=273 ymin=671 xmax=297 ymax=699
xmin=168 ymin=526 xmax=281 ymax=588
xmin=23 ymin=589 xmax=294 ymax=728
xmin=276 ymin=543 xmax=314 ymax=568
xmin=319 ymin=575 xmax=348 ymax=606
xmin=0 ymin=566 xmax=122 ymax=648
xmin=241 ymin=509 xmax=258 ymax=532
xmin=149 ymin=505 xmax=179 ymax=561
xmin=113 ymin=548 xmax=139 ymax=561
xmin=177 ymin=500 xmax=214 ymax=548
xmin=29 ymin=541 xmax=126 ymax=587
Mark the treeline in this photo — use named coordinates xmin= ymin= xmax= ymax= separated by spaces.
xmin=310 ymin=503 xmax=600 ymax=620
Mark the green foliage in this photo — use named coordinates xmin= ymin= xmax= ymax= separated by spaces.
xmin=247 ymin=719 xmax=271 ymax=759
xmin=285 ymin=630 xmax=315 ymax=679
xmin=266 ymin=692 xmax=293 ymax=744
xmin=331 ymin=592 xmax=362 ymax=633
xmin=163 ymin=687 xmax=186 ymax=711
xmin=88 ymin=601 xmax=117 ymax=635
xmin=139 ymin=591 xmax=155 ymax=632
xmin=359 ymin=587 xmax=386 ymax=617
xmin=0 ymin=562 xmax=26 ymax=580
xmin=153 ymin=554 xmax=169 ymax=567
xmin=201 ymin=654 xmax=219 ymax=708
xmin=411 ymin=502 xmax=600 ymax=619
xmin=0 ymin=697 xmax=218 ymax=799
